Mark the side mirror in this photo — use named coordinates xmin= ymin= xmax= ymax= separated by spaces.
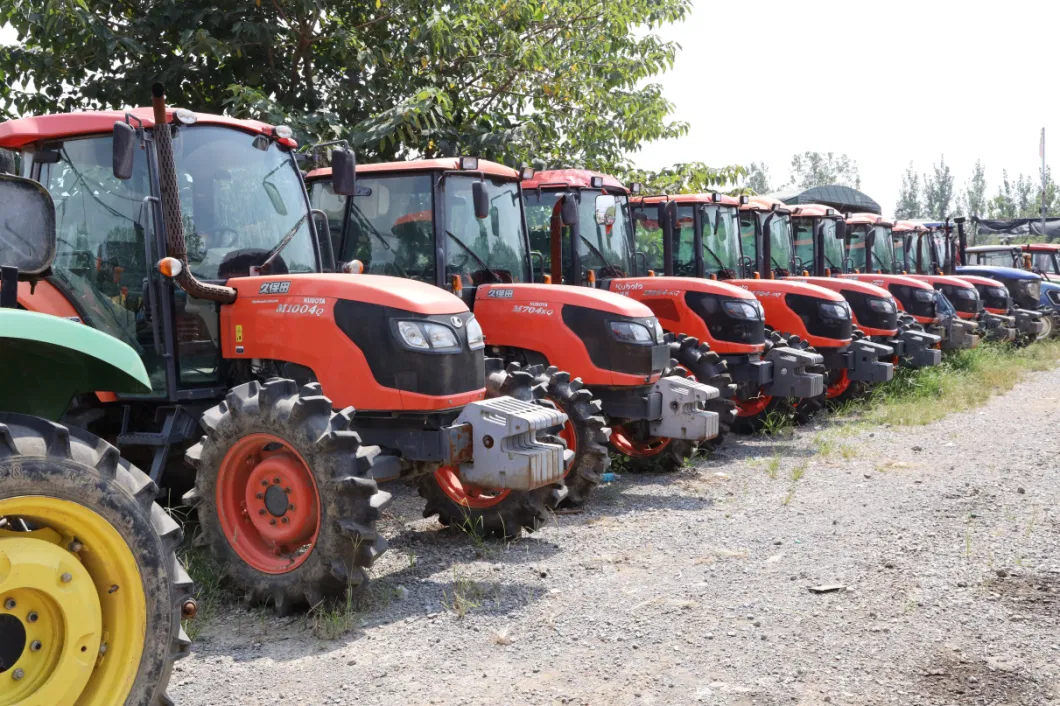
xmin=263 ymin=180 xmax=288 ymax=216
xmin=472 ymin=181 xmax=489 ymax=220
xmin=113 ymin=121 xmax=137 ymax=180
xmin=835 ymin=220 xmax=847 ymax=240
xmin=331 ymin=148 xmax=357 ymax=196
xmin=561 ymin=194 xmax=578 ymax=226
xmin=0 ymin=174 xmax=57 ymax=277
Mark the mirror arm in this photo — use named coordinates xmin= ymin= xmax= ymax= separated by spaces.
xmin=137 ymin=195 xmax=163 ymax=351
xmin=310 ymin=208 xmax=336 ymax=271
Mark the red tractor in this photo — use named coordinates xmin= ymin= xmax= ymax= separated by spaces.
xmin=841 ymin=214 xmax=981 ymax=351
xmin=783 ymin=202 xmax=942 ymax=371
xmin=2 ymin=86 xmax=573 ymax=611
xmin=305 ymin=159 xmax=720 ymax=494
xmin=518 ymin=169 xmax=824 ymax=439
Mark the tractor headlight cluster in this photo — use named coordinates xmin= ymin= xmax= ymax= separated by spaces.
xmin=465 ymin=316 xmax=485 ymax=350
xmin=817 ymin=300 xmax=851 ymax=320
xmin=867 ymin=297 xmax=896 ymax=313
xmin=912 ymin=288 xmax=935 ymax=303
xmin=723 ymin=299 xmax=764 ymax=320
xmin=651 ymin=318 xmax=665 ymax=343
xmin=394 ymin=320 xmax=460 ymax=352
xmin=952 ymin=287 xmax=978 ymax=300
xmin=1016 ymin=278 xmax=1041 ymax=301
xmin=610 ymin=320 xmax=655 ymax=345
xmin=987 ymin=286 xmax=1009 ymax=300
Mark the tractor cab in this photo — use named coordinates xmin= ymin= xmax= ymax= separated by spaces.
xmin=520 ymin=169 xmax=638 ymax=288
xmin=1021 ymin=243 xmax=1060 ymax=281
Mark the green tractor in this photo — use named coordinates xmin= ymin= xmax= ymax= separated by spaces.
xmin=0 ymin=173 xmax=193 ymax=704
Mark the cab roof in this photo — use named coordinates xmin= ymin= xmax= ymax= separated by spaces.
xmin=521 ymin=168 xmax=627 ymax=192
xmin=892 ymin=220 xmax=928 ymax=233
xmin=789 ymin=203 xmax=842 ymax=218
xmin=0 ymin=107 xmax=282 ymax=149
xmin=846 ymin=212 xmax=894 ymax=227
xmin=630 ymin=193 xmax=741 ymax=207
xmin=1022 ymin=243 xmax=1060 ymax=251
xmin=740 ymin=195 xmax=790 ymax=214
xmin=306 ymin=158 xmax=517 ymax=181
xmin=966 ymin=245 xmax=1019 ymax=252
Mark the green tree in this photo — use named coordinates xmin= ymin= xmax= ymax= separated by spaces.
xmin=988 ymin=169 xmax=1017 ymax=219
xmin=1015 ymin=173 xmax=1038 ymax=217
xmin=621 ymin=162 xmax=746 ymax=195
xmin=784 ymin=151 xmax=861 ymax=190
xmin=894 ymin=162 xmax=921 ymax=219
xmin=922 ymin=155 xmax=954 ymax=219
xmin=744 ymin=161 xmax=771 ymax=194
xmin=0 ymin=0 xmax=692 ymax=170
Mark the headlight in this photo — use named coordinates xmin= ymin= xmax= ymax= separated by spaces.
xmin=987 ymin=286 xmax=1008 ymax=300
xmin=867 ymin=297 xmax=896 ymax=313
xmin=610 ymin=320 xmax=654 ymax=344
xmin=953 ymin=287 xmax=977 ymax=300
xmin=651 ymin=318 xmax=665 ymax=343
xmin=394 ymin=320 xmax=460 ymax=352
xmin=913 ymin=288 xmax=935 ymax=302
xmin=818 ymin=300 xmax=850 ymax=320
xmin=466 ymin=316 xmax=485 ymax=350
xmin=723 ymin=299 xmax=763 ymax=320
xmin=1018 ymin=279 xmax=1041 ymax=301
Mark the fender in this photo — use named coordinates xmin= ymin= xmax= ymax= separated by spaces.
xmin=0 ymin=309 xmax=150 ymax=419
xmin=731 ymin=278 xmax=850 ymax=350
xmin=843 ymin=273 xmax=939 ymax=325
xmin=221 ymin=274 xmax=487 ymax=413
xmin=787 ymin=276 xmax=898 ymax=337
xmin=607 ymin=276 xmax=765 ymax=355
xmin=473 ymin=282 xmax=663 ymax=386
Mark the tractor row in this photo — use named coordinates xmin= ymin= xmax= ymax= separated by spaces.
xmin=2 ymin=90 xmax=1056 ymax=704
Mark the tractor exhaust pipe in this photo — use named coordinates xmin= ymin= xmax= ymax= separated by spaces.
xmin=149 ymin=84 xmax=236 ymax=304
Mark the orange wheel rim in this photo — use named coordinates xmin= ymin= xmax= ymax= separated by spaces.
xmin=609 ymin=424 xmax=672 ymax=457
xmin=549 ymin=396 xmax=578 ymax=478
xmin=434 ymin=465 xmax=511 ymax=509
xmin=735 ymin=391 xmax=772 ymax=417
xmin=216 ymin=433 xmax=321 ymax=574
xmin=826 ymin=369 xmax=851 ymax=399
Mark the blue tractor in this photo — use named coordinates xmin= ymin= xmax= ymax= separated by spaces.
xmin=964 ymin=243 xmax=1060 ymax=324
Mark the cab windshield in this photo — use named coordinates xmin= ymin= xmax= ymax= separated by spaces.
xmin=870 ymin=225 xmax=895 ymax=272
xmin=701 ymin=205 xmax=741 ymax=273
xmin=1031 ymin=250 xmax=1060 ymax=275
xmin=930 ymin=232 xmax=947 ymax=269
xmin=893 ymin=233 xmax=909 ymax=272
xmin=845 ymin=225 xmax=869 ymax=271
xmin=524 ymin=189 xmax=634 ymax=282
xmin=768 ymin=213 xmax=794 ymax=272
xmin=974 ymin=249 xmax=1020 ymax=268
xmin=443 ymin=176 xmax=529 ymax=283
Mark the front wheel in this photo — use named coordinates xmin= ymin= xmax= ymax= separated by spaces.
xmin=184 ymin=379 xmax=391 ymax=615
xmin=418 ymin=363 xmax=566 ymax=539
xmin=665 ymin=333 xmax=736 ymax=449
xmin=0 ymin=413 xmax=192 ymax=706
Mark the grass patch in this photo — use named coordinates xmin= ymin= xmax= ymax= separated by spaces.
xmin=867 ymin=340 xmax=1060 ymax=426
xmin=442 ymin=569 xmax=486 ymax=619
xmin=765 ymin=453 xmax=781 ymax=479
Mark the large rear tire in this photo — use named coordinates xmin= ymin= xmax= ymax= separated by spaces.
xmin=184 ymin=379 xmax=391 ymax=615
xmin=0 ymin=413 xmax=192 ymax=706
xmin=418 ymin=363 xmax=566 ymax=539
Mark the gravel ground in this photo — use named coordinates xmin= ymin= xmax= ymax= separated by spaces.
xmin=172 ymin=368 xmax=1060 ymax=706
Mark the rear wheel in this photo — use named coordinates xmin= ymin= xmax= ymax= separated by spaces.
xmin=0 ymin=413 xmax=192 ymax=706
xmin=1037 ymin=307 xmax=1057 ymax=340
xmin=184 ymin=379 xmax=391 ymax=615
xmin=418 ymin=363 xmax=567 ymax=539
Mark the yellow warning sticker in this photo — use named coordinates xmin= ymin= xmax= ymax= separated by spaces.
xmin=235 ymin=324 xmax=244 ymax=343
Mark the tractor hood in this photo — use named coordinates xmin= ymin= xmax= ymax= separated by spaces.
xmin=733 ymin=278 xmax=846 ymax=302
xmin=787 ymin=276 xmax=891 ymax=299
xmin=233 ymin=273 xmax=472 ymax=315
xmin=475 ymin=282 xmax=654 ymax=317
xmin=957 ymin=265 xmax=1041 ymax=283
xmin=609 ymin=276 xmax=758 ymax=301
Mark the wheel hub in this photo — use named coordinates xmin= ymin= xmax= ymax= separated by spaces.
xmin=244 ymin=453 xmax=317 ymax=545
xmin=0 ymin=536 xmax=102 ymax=705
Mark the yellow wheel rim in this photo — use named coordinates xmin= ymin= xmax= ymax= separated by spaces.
xmin=0 ymin=496 xmax=147 ymax=706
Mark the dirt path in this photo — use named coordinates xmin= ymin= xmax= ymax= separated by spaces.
xmin=172 ymin=368 xmax=1060 ymax=706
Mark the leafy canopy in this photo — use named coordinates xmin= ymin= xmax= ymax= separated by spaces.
xmin=0 ymin=0 xmax=692 ymax=172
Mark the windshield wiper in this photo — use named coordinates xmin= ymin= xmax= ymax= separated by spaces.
xmin=259 ymin=214 xmax=308 ymax=273
xmin=579 ymin=232 xmax=619 ymax=275
xmin=702 ymin=240 xmax=728 ymax=273
xmin=446 ymin=229 xmax=501 ymax=283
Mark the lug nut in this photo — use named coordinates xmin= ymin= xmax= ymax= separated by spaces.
xmin=284 ymin=487 xmax=291 ymax=494
xmin=261 ymin=479 xmax=268 ymax=487
xmin=27 ymin=612 xmax=38 ymax=623
xmin=68 ymin=540 xmax=83 ymax=552
xmin=3 ymin=598 xmax=14 ymax=610
xmin=258 ymin=509 xmax=266 ymax=516
xmin=12 ymin=668 xmax=24 ymax=681
xmin=269 ymin=519 xmax=277 ymax=525
xmin=99 ymin=643 xmax=108 ymax=655
xmin=256 ymin=493 xmax=264 ymax=499
xmin=30 ymin=640 xmax=41 ymax=652
xmin=61 ymin=573 xmax=72 ymax=583
xmin=182 ymin=599 xmax=199 ymax=619
xmin=281 ymin=517 xmax=289 ymax=524
xmin=288 ymin=505 xmax=295 ymax=512
xmin=273 ymin=477 xmax=281 ymax=484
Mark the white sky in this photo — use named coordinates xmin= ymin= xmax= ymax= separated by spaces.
xmin=637 ymin=0 xmax=1060 ymax=215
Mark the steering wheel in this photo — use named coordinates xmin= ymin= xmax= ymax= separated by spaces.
xmin=792 ymin=257 xmax=807 ymax=273
xmin=208 ymin=227 xmax=241 ymax=249
xmin=448 ymin=252 xmax=470 ymax=271
xmin=738 ymin=256 xmax=755 ymax=275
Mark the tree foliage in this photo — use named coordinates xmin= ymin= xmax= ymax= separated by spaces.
xmin=785 ymin=151 xmax=861 ymax=190
xmin=922 ymin=155 xmax=954 ymax=220
xmin=744 ymin=161 xmax=771 ymax=194
xmin=0 ymin=0 xmax=692 ymax=171
xmin=894 ymin=162 xmax=921 ymax=219
xmin=621 ymin=162 xmax=746 ymax=195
